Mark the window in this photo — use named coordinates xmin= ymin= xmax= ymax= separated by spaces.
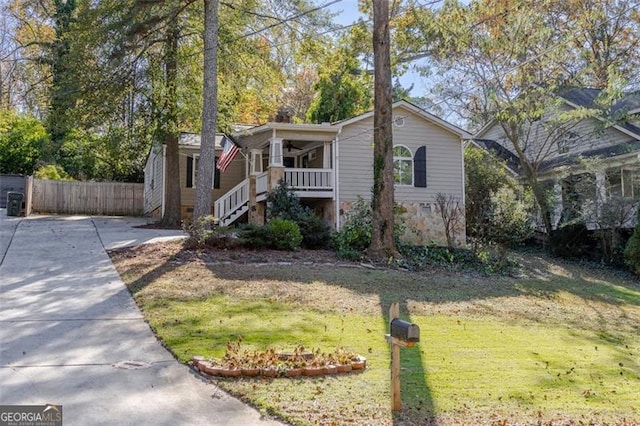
xmin=393 ymin=145 xmax=413 ymax=186
xmin=187 ymin=154 xmax=220 ymax=189
xmin=192 ymin=154 xmax=200 ymax=187
xmin=607 ymin=167 xmax=640 ymax=199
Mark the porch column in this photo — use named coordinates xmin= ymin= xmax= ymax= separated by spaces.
xmin=595 ymin=171 xmax=607 ymax=225
xmin=268 ymin=137 xmax=285 ymax=189
xmin=323 ymin=141 xmax=332 ymax=168
xmin=552 ymin=181 xmax=563 ymax=230
xmin=250 ymin=149 xmax=263 ymax=175
xmin=269 ymin=138 xmax=283 ymax=167
xmin=248 ymin=175 xmax=265 ymax=226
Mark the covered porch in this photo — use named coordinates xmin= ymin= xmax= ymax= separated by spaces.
xmin=215 ymin=122 xmax=339 ymax=226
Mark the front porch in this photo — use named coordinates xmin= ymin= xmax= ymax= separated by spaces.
xmin=215 ymin=122 xmax=340 ymax=226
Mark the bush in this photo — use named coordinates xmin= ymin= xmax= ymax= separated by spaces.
xmin=465 ymin=145 xmax=534 ymax=248
xmin=297 ymin=211 xmax=331 ymax=249
xmin=239 ymin=223 xmax=271 ymax=249
xmin=266 ymin=181 xmax=331 ymax=249
xmin=266 ymin=218 xmax=302 ymax=250
xmin=332 ymin=197 xmax=408 ymax=260
xmin=397 ymin=243 xmax=518 ymax=274
xmin=34 ymin=164 xmax=73 ymax=181
xmin=183 ymin=215 xmax=240 ymax=249
xmin=624 ymin=207 xmax=640 ymax=274
xmin=332 ymin=197 xmax=372 ymax=260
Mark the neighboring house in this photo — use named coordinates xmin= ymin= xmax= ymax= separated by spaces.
xmin=144 ymin=100 xmax=470 ymax=245
xmin=473 ymin=87 xmax=640 ymax=230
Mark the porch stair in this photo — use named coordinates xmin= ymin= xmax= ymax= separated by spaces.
xmin=215 ymin=179 xmax=249 ymax=227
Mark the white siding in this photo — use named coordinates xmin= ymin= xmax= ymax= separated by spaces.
xmin=338 ymin=105 xmax=464 ymax=204
xmin=143 ymin=146 xmax=164 ymax=215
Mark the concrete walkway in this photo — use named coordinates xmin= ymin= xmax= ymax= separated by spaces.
xmin=0 ymin=213 xmax=282 ymax=426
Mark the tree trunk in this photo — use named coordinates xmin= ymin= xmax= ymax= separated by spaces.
xmin=193 ymin=0 xmax=219 ymax=220
xmin=161 ymin=22 xmax=182 ymax=228
xmin=521 ymin=161 xmax=553 ymax=238
xmin=369 ymin=0 xmax=398 ymax=261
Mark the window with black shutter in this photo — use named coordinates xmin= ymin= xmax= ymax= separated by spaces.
xmin=186 ymin=156 xmax=193 ymax=188
xmin=413 ymin=146 xmax=427 ymax=188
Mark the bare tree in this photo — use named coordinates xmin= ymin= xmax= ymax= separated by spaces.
xmin=434 ymin=193 xmax=464 ymax=249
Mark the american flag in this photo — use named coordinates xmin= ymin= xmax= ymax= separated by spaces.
xmin=217 ymin=136 xmax=240 ymax=173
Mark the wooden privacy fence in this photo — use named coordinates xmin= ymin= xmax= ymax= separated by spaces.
xmin=31 ymin=179 xmax=144 ymax=216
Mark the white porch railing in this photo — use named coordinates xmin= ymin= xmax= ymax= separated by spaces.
xmin=214 ymin=179 xmax=249 ymax=226
xmin=284 ymin=168 xmax=333 ymax=190
xmin=256 ymin=171 xmax=268 ymax=199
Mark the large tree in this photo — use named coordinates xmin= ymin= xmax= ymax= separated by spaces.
xmin=193 ymin=0 xmax=218 ymax=220
xmin=369 ymin=0 xmax=397 ymax=260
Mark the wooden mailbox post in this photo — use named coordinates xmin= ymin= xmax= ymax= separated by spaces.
xmin=385 ymin=302 xmax=420 ymax=412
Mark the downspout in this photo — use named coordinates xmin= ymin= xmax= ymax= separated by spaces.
xmin=334 ymin=127 xmax=342 ymax=230
xmin=161 ymin=144 xmax=166 ymax=217
xmin=460 ymin=138 xmax=466 ymax=242
xmin=460 ymin=138 xmax=466 ymax=208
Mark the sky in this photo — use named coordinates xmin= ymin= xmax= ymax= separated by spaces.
xmin=326 ymin=0 xmax=428 ymax=98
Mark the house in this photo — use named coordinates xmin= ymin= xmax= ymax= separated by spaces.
xmin=144 ymin=100 xmax=471 ymax=245
xmin=473 ymin=87 xmax=640 ymax=230
xmin=143 ymin=133 xmax=247 ymax=218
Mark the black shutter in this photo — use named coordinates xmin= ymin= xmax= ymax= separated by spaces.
xmin=414 ymin=146 xmax=427 ymax=188
xmin=214 ymin=157 xmax=221 ymax=189
xmin=186 ymin=155 xmax=193 ymax=188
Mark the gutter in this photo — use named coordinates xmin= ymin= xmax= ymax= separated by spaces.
xmin=334 ymin=127 xmax=342 ymax=230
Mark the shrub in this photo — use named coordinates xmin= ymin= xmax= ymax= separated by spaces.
xmin=297 ymin=211 xmax=331 ymax=249
xmin=624 ymin=206 xmax=640 ymax=274
xmin=465 ymin=145 xmax=534 ymax=248
xmin=266 ymin=218 xmax=302 ymax=250
xmin=332 ymin=197 xmax=372 ymax=260
xmin=397 ymin=243 xmax=518 ymax=274
xmin=266 ymin=181 xmax=331 ymax=249
xmin=34 ymin=164 xmax=73 ymax=181
xmin=239 ymin=223 xmax=271 ymax=249
xmin=183 ymin=215 xmax=240 ymax=249
xmin=333 ymin=197 xmax=408 ymax=260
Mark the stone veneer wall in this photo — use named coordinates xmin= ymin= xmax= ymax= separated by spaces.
xmin=339 ymin=200 xmax=466 ymax=247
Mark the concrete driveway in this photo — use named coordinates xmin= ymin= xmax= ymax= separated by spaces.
xmin=0 ymin=213 xmax=282 ymax=426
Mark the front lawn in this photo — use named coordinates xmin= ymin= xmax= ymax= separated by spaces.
xmin=110 ymin=243 xmax=640 ymax=425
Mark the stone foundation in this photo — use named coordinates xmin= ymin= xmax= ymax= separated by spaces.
xmin=339 ymin=200 xmax=465 ymax=247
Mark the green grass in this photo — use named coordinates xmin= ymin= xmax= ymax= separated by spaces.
xmin=111 ymin=244 xmax=640 ymax=425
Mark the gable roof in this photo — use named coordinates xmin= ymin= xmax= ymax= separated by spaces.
xmin=336 ymin=100 xmax=472 ymax=139
xmin=178 ymin=132 xmax=228 ymax=148
xmin=556 ymin=88 xmax=640 ymax=138
xmin=469 ymin=138 xmax=521 ymax=174
xmin=476 ymin=88 xmax=640 ymax=140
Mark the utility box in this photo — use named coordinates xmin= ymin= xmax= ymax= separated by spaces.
xmin=6 ymin=192 xmax=23 ymax=216
xmin=390 ymin=319 xmax=420 ymax=344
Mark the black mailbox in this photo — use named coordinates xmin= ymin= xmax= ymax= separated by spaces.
xmin=390 ymin=319 xmax=420 ymax=344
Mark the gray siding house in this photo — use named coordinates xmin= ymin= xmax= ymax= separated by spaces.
xmin=144 ymin=100 xmax=470 ymax=245
xmin=473 ymin=88 xmax=640 ymax=230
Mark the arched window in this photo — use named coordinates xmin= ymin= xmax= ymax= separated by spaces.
xmin=393 ymin=145 xmax=413 ymax=186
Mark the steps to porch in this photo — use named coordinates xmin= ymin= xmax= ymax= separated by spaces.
xmin=214 ymin=168 xmax=334 ymax=226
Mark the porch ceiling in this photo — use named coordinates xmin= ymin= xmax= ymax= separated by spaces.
xmin=234 ymin=122 xmax=338 ymax=151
